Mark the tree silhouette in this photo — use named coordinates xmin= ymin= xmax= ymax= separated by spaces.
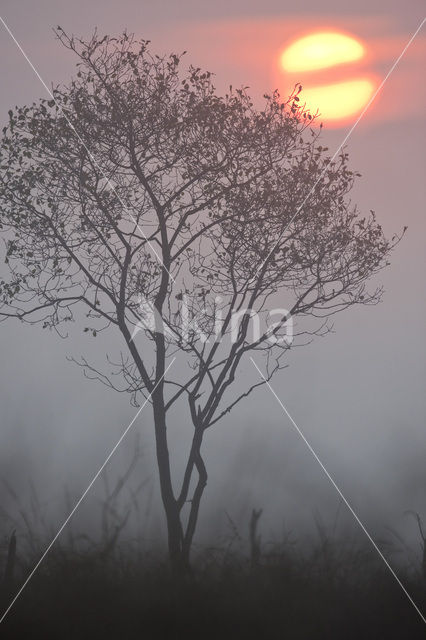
xmin=0 ymin=30 xmax=402 ymax=573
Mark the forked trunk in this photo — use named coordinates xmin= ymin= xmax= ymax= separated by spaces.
xmin=152 ymin=385 xmax=208 ymax=575
xmin=152 ymin=394 xmax=189 ymax=575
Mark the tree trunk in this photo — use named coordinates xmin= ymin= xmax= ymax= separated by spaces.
xmin=181 ymin=446 xmax=207 ymax=568
xmin=152 ymin=393 xmax=189 ymax=575
xmin=151 ymin=373 xmax=209 ymax=575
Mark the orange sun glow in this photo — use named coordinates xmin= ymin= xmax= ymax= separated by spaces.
xmin=281 ymin=32 xmax=365 ymax=73
xmin=280 ymin=31 xmax=376 ymax=125
xmin=300 ymin=78 xmax=375 ymax=121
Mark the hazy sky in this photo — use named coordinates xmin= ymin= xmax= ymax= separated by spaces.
xmin=0 ymin=0 xmax=425 ymax=558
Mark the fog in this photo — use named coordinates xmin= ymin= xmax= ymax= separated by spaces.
xmin=0 ymin=0 xmax=425 ymax=570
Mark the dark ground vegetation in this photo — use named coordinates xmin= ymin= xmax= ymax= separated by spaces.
xmin=1 ymin=507 xmax=425 ymax=639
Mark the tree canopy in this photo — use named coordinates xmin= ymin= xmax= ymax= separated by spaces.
xmin=0 ymin=30 xmax=402 ymax=569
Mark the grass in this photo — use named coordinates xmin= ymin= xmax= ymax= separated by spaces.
xmin=1 ymin=516 xmax=426 ymax=639
xmin=1 ymin=460 xmax=425 ymax=638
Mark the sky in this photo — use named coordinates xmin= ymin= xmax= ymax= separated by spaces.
xmin=0 ymin=0 xmax=425 ymax=564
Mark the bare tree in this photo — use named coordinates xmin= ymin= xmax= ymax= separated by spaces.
xmin=249 ymin=509 xmax=263 ymax=569
xmin=2 ymin=530 xmax=16 ymax=602
xmin=0 ymin=31 xmax=403 ymax=574
xmin=405 ymin=511 xmax=426 ymax=582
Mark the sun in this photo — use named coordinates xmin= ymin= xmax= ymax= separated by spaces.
xmin=281 ymin=32 xmax=365 ymax=73
xmin=280 ymin=31 xmax=376 ymax=125
xmin=300 ymin=79 xmax=375 ymax=121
